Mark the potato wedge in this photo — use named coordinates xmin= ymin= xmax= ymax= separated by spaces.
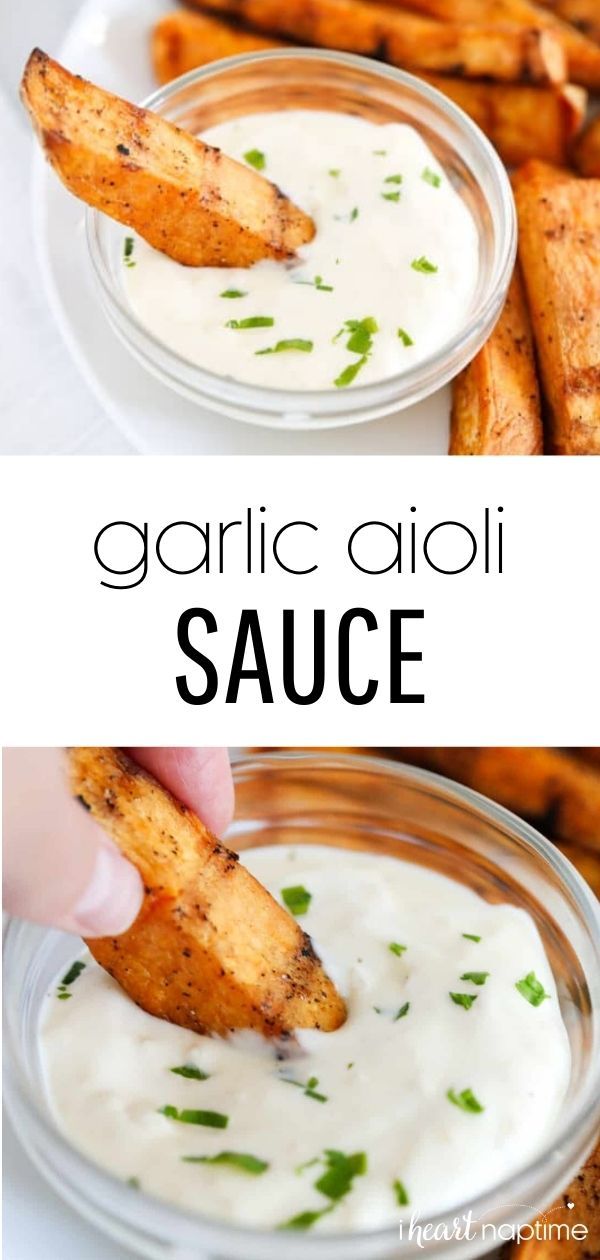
xmin=68 ymin=748 xmax=346 ymax=1038
xmin=505 ymin=1140 xmax=600 ymax=1260
xmin=20 ymin=48 xmax=314 ymax=267
xmin=537 ymin=0 xmax=600 ymax=46
xmin=381 ymin=0 xmax=600 ymax=88
xmin=450 ymin=267 xmax=543 ymax=455
xmin=513 ymin=160 xmax=600 ymax=455
xmin=424 ymin=77 xmax=586 ymax=167
xmin=192 ymin=0 xmax=566 ymax=82
xmin=574 ymin=114 xmax=600 ymax=177
xmin=152 ymin=11 xmax=284 ymax=85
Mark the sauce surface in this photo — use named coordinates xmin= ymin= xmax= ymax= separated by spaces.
xmin=123 ymin=111 xmax=479 ymax=391
xmin=41 ymin=845 xmax=569 ymax=1232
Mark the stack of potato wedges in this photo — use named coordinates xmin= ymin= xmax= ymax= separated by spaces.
xmin=150 ymin=0 xmax=600 ymax=454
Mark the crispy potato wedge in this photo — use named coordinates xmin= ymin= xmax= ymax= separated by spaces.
xmin=425 ymin=77 xmax=586 ymax=167
xmin=450 ymin=267 xmax=544 ymax=455
xmin=513 ymin=160 xmax=600 ymax=455
xmin=505 ymin=1140 xmax=600 ymax=1260
xmin=537 ymin=0 xmax=600 ymax=46
xmin=20 ymin=48 xmax=314 ymax=267
xmin=192 ymin=0 xmax=566 ymax=82
xmin=68 ymin=748 xmax=346 ymax=1038
xmin=383 ymin=0 xmax=600 ymax=88
xmin=152 ymin=11 xmax=284 ymax=85
xmin=392 ymin=747 xmax=600 ymax=853
xmin=574 ymin=114 xmax=600 ymax=177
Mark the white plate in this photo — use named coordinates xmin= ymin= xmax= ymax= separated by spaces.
xmin=35 ymin=0 xmax=450 ymax=454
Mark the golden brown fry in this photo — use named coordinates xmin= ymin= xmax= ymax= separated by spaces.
xmin=424 ymin=77 xmax=586 ymax=167
xmin=505 ymin=1141 xmax=600 ymax=1259
xmin=152 ymin=11 xmax=284 ymax=85
xmin=192 ymin=0 xmax=566 ymax=82
xmin=450 ymin=267 xmax=544 ymax=455
xmin=379 ymin=0 xmax=600 ymax=88
xmin=537 ymin=0 xmax=600 ymax=46
xmin=573 ymin=114 xmax=600 ymax=177
xmin=68 ymin=748 xmax=346 ymax=1039
xmin=513 ymin=160 xmax=600 ymax=455
xmin=20 ymin=48 xmax=314 ymax=267
xmin=393 ymin=748 xmax=600 ymax=853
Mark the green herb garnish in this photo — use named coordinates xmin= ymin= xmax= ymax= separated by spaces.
xmin=393 ymin=1179 xmax=410 ymax=1206
xmin=450 ymin=992 xmax=478 ymax=1010
xmin=170 ymin=1065 xmax=210 ymax=1080
xmin=411 ymin=256 xmax=438 ymax=274
xmin=123 ymin=236 xmax=135 ymax=267
xmin=382 ymin=191 xmax=401 ymax=202
xmin=57 ymin=992 xmax=71 ymax=1000
xmin=460 ymin=972 xmax=489 ymax=986
xmin=350 ymin=206 xmax=359 ymax=221
xmin=159 ymin=1106 xmax=228 ymax=1128
xmin=397 ymin=327 xmax=414 ymax=347
xmin=389 ymin=942 xmax=407 ymax=957
xmin=315 ymin=1149 xmax=367 ymax=1201
xmin=281 ymin=1074 xmax=327 ymax=1102
xmin=226 ymin=316 xmax=274 ymax=329
xmin=244 ymin=148 xmax=265 ymax=170
xmin=384 ymin=174 xmax=403 ymax=185
xmin=329 ymin=168 xmax=341 ymax=177
xmin=220 ymin=289 xmax=247 ymax=299
xmin=462 ymin=933 xmax=481 ymax=943
xmin=373 ymin=149 xmax=387 ymax=155
xmin=279 ymin=1207 xmax=332 ymax=1231
xmin=61 ymin=960 xmax=86 ymax=987
xmin=295 ymin=275 xmax=333 ymax=292
xmin=281 ymin=885 xmax=312 ymax=916
xmin=182 ymin=1151 xmax=268 ymax=1174
xmin=256 ymin=339 xmax=313 ymax=356
xmin=447 ymin=1088 xmax=484 ymax=1113
xmin=394 ymin=1002 xmax=410 ymax=1020
xmin=127 ymin=1177 xmax=140 ymax=1189
xmin=422 ymin=166 xmax=442 ymax=188
xmin=334 ymin=356 xmax=367 ymax=388
xmin=516 ymin=972 xmax=550 ymax=1007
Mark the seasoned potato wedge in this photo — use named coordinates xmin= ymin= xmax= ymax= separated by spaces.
xmin=513 ymin=161 xmax=600 ymax=455
xmin=538 ymin=0 xmax=600 ymax=47
xmin=152 ymin=11 xmax=284 ymax=84
xmin=68 ymin=748 xmax=346 ymax=1038
xmin=505 ymin=1139 xmax=600 ymax=1259
xmin=424 ymin=77 xmax=586 ymax=167
xmin=20 ymin=49 xmax=314 ymax=267
xmin=193 ymin=0 xmax=566 ymax=83
xmin=450 ymin=268 xmax=543 ymax=455
xmin=574 ymin=114 xmax=600 ymax=177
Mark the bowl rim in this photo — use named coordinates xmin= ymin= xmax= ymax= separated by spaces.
xmin=4 ymin=752 xmax=600 ymax=1257
xmin=85 ymin=47 xmax=517 ymax=423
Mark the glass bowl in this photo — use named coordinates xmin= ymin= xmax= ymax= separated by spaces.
xmin=86 ymin=50 xmax=516 ymax=430
xmin=4 ymin=752 xmax=599 ymax=1260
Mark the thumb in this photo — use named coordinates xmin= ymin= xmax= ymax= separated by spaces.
xmin=2 ymin=748 xmax=143 ymax=938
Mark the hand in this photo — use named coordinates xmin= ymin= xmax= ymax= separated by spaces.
xmin=2 ymin=747 xmax=234 ymax=938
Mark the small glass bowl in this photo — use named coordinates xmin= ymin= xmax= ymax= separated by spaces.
xmin=4 ymin=752 xmax=600 ymax=1260
xmin=86 ymin=50 xmax=516 ymax=430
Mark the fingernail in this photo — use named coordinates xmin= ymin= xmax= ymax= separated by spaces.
xmin=67 ymin=841 xmax=143 ymax=938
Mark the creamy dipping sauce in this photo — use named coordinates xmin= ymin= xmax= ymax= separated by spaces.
xmin=123 ymin=111 xmax=479 ymax=391
xmin=41 ymin=845 xmax=569 ymax=1233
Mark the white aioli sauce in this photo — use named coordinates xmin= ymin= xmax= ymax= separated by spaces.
xmin=41 ymin=846 xmax=569 ymax=1232
xmin=123 ymin=111 xmax=479 ymax=390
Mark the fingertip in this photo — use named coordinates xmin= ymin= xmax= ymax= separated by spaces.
xmin=126 ymin=747 xmax=234 ymax=837
xmin=66 ymin=841 xmax=144 ymax=939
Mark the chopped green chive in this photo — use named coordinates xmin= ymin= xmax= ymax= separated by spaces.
xmin=373 ymin=149 xmax=387 ymax=155
xmin=450 ymin=992 xmax=478 ymax=1010
xmin=422 ymin=166 xmax=442 ymax=188
xmin=281 ymin=1075 xmax=327 ymax=1102
xmin=394 ymin=1001 xmax=410 ymax=1020
xmin=397 ymin=327 xmax=414 ymax=347
xmin=279 ymin=1207 xmax=332 ymax=1231
xmin=123 ymin=236 xmax=135 ymax=267
xmin=393 ymin=1179 xmax=410 ymax=1206
xmin=281 ymin=885 xmax=312 ymax=916
xmin=350 ymin=206 xmax=359 ymax=221
xmin=159 ymin=1106 xmax=228 ymax=1128
xmin=347 ymin=1062 xmax=354 ymax=1070
xmin=329 ymin=168 xmax=341 ymax=177
xmin=315 ymin=1150 xmax=367 ymax=1201
xmin=61 ymin=960 xmax=86 ymax=987
xmin=382 ymin=191 xmax=401 ymax=202
xmin=226 ymin=316 xmax=274 ymax=330
xmin=460 ymin=972 xmax=489 ymax=986
xmin=170 ymin=1065 xmax=210 ymax=1080
xmin=244 ymin=148 xmax=265 ymax=170
xmin=127 ymin=1177 xmax=140 ymax=1190
xmin=182 ymin=1151 xmax=268 ymax=1174
xmin=411 ymin=256 xmax=438 ymax=274
xmin=295 ymin=275 xmax=333 ymax=292
xmin=256 ymin=339 xmax=313 ymax=356
xmin=57 ymin=992 xmax=71 ymax=1000
xmin=220 ymin=289 xmax=247 ymax=299
xmin=447 ymin=1088 xmax=484 ymax=1114
xmin=334 ymin=356 xmax=367 ymax=388
xmin=462 ymin=933 xmax=481 ymax=943
xmin=384 ymin=174 xmax=403 ymax=184
xmin=389 ymin=942 xmax=407 ymax=957
xmin=516 ymin=971 xmax=550 ymax=1007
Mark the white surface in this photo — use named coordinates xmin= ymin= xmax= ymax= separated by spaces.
xmin=0 ymin=0 xmax=450 ymax=454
